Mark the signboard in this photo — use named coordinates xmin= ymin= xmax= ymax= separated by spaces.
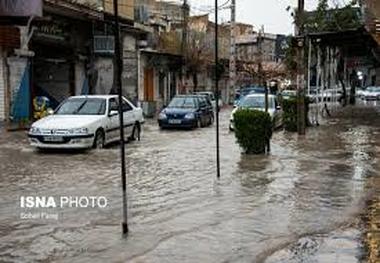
xmin=0 ymin=0 xmax=43 ymax=17
xmin=34 ymin=22 xmax=69 ymax=41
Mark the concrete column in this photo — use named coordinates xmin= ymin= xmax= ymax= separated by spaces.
xmin=75 ymin=62 xmax=85 ymax=95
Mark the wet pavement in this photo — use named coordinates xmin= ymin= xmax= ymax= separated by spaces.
xmin=0 ymin=102 xmax=380 ymax=263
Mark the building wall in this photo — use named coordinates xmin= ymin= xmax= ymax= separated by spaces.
xmin=105 ymin=0 xmax=134 ymax=20
xmin=94 ymin=57 xmax=114 ymax=94
xmin=122 ymin=34 xmax=138 ymax=102
xmin=376 ymin=68 xmax=380 ymax=86
xmin=75 ymin=61 xmax=86 ymax=95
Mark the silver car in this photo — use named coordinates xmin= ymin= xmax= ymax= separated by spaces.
xmin=229 ymin=94 xmax=283 ymax=131
xmin=362 ymin=86 xmax=380 ymax=100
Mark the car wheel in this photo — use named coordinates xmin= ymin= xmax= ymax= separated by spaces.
xmin=196 ymin=118 xmax=202 ymax=128
xmin=200 ymin=117 xmax=207 ymax=128
xmin=93 ymin=129 xmax=105 ymax=149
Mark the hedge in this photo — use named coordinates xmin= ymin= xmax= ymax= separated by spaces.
xmin=234 ymin=109 xmax=272 ymax=154
xmin=282 ymin=97 xmax=311 ymax=132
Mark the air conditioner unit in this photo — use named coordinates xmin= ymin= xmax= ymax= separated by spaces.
xmin=94 ymin=35 xmax=114 ymax=54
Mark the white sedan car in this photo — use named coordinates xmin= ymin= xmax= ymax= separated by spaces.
xmin=229 ymin=94 xmax=283 ymax=131
xmin=362 ymin=86 xmax=380 ymax=100
xmin=28 ymin=95 xmax=144 ymax=149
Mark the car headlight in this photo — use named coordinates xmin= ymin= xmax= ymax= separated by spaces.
xmin=69 ymin=128 xmax=88 ymax=135
xmin=158 ymin=112 xmax=167 ymax=120
xmin=29 ymin=127 xmax=40 ymax=134
xmin=184 ymin=113 xmax=195 ymax=119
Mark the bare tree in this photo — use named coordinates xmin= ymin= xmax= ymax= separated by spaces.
xmin=185 ymin=30 xmax=213 ymax=92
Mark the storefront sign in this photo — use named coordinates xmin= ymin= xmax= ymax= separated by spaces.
xmin=0 ymin=0 xmax=43 ymax=17
xmin=34 ymin=21 xmax=69 ymax=42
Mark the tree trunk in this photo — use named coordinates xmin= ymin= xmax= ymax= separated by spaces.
xmin=339 ymin=77 xmax=347 ymax=106
xmin=193 ymin=73 xmax=198 ymax=92
xmin=337 ymin=51 xmax=347 ymax=106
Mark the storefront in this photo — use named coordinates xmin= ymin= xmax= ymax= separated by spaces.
xmin=30 ymin=14 xmax=92 ymax=110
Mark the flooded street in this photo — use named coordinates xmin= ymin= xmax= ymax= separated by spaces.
xmin=1 ymin=103 xmax=380 ymax=263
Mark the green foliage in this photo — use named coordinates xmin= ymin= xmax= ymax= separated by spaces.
xmin=282 ymin=97 xmax=312 ymax=132
xmin=234 ymin=109 xmax=272 ymax=154
xmin=304 ymin=0 xmax=361 ymax=33
xmin=284 ymin=37 xmax=298 ymax=76
xmin=282 ymin=98 xmax=298 ymax=132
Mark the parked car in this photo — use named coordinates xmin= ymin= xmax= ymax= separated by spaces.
xmin=229 ymin=94 xmax=283 ymax=131
xmin=28 ymin=95 xmax=144 ymax=149
xmin=234 ymin=86 xmax=266 ymax=107
xmin=280 ymin=90 xmax=297 ymax=100
xmin=362 ymin=86 xmax=380 ymax=100
xmin=158 ymin=95 xmax=213 ymax=129
xmin=195 ymin=91 xmax=223 ymax=111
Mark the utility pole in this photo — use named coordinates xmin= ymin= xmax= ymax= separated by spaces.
xmin=295 ymin=0 xmax=306 ymax=135
xmin=113 ymin=0 xmax=128 ymax=235
xmin=181 ymin=0 xmax=189 ymax=93
xmin=258 ymin=26 xmax=268 ymax=112
xmin=215 ymin=0 xmax=221 ymax=179
xmin=229 ymin=0 xmax=236 ymax=105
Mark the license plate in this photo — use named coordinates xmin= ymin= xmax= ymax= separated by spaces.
xmin=44 ymin=136 xmax=64 ymax=142
xmin=169 ymin=119 xmax=182 ymax=124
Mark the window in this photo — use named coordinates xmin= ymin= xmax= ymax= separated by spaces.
xmin=109 ymin=98 xmax=133 ymax=112
xmin=56 ymin=98 xmax=106 ymax=115
xmin=122 ymin=100 xmax=133 ymax=112
xmin=199 ymin=97 xmax=207 ymax=108
xmin=168 ymin=97 xmax=197 ymax=108
xmin=109 ymin=98 xmax=119 ymax=112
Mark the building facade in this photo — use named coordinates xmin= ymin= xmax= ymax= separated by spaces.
xmin=0 ymin=0 xmax=143 ymax=124
xmin=134 ymin=0 xmax=184 ymax=116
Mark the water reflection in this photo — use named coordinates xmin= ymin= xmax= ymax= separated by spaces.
xmin=0 ymin=105 xmax=379 ymax=262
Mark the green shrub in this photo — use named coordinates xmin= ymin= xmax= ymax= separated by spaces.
xmin=282 ymin=97 xmax=311 ymax=132
xmin=234 ymin=109 xmax=272 ymax=154
xmin=282 ymin=98 xmax=298 ymax=132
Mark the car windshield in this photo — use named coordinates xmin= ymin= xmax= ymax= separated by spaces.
xmin=240 ymin=96 xmax=275 ymax=109
xmin=56 ymin=98 xmax=106 ymax=115
xmin=240 ymin=87 xmax=264 ymax=96
xmin=168 ymin=97 xmax=197 ymax=108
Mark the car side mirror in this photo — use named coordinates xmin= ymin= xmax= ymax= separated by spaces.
xmin=109 ymin=110 xmax=118 ymax=117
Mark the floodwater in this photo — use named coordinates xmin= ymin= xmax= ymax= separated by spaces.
xmin=0 ymin=102 xmax=379 ymax=263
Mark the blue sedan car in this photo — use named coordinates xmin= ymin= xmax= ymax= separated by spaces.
xmin=158 ymin=95 xmax=213 ymax=129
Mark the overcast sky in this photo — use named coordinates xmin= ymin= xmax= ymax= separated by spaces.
xmin=168 ymin=0 xmax=350 ymax=35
